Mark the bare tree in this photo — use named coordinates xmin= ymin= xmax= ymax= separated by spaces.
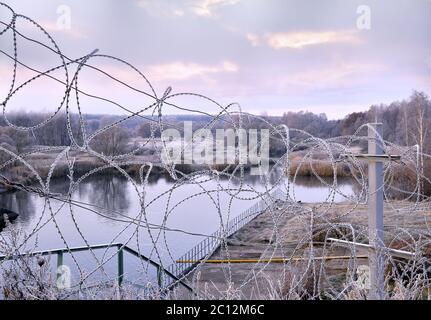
xmin=90 ymin=126 xmax=130 ymax=156
xmin=407 ymin=91 xmax=431 ymax=197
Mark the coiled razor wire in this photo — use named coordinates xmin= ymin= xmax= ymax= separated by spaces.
xmin=0 ymin=2 xmax=430 ymax=299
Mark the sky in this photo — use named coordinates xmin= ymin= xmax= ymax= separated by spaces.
xmin=0 ymin=0 xmax=430 ymax=119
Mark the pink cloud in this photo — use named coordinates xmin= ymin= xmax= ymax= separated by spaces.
xmin=147 ymin=61 xmax=239 ymax=81
xmin=265 ymin=30 xmax=362 ymax=49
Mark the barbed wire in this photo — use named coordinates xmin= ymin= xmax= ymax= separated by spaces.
xmin=0 ymin=2 xmax=430 ymax=300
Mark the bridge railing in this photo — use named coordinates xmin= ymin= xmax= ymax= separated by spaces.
xmin=166 ymin=188 xmax=286 ymax=280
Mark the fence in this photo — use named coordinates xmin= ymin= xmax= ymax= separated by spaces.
xmin=1 ymin=2 xmax=430 ymax=299
xmin=166 ymin=188 xmax=286 ymax=280
xmin=0 ymin=189 xmax=286 ymax=294
xmin=0 ymin=242 xmax=194 ymax=293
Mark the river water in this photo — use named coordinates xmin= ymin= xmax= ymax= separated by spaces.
xmin=0 ymin=171 xmax=355 ymax=286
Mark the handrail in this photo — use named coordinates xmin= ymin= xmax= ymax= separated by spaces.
xmin=0 ymin=242 xmax=123 ymax=258
xmin=0 ymin=189 xmax=286 ymax=293
xmin=166 ymin=188 xmax=286 ymax=278
xmin=0 ymin=242 xmax=194 ymax=293
xmin=328 ymin=238 xmax=416 ymax=260
xmin=121 ymin=245 xmax=193 ymax=291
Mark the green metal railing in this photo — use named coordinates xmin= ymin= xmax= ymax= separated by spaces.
xmin=0 ymin=189 xmax=286 ymax=293
xmin=0 ymin=242 xmax=193 ymax=293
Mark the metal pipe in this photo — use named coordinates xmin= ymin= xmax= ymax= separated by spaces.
xmin=117 ymin=247 xmax=124 ymax=287
xmin=176 ymin=255 xmax=369 ymax=264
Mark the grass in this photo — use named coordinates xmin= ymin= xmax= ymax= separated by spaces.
xmin=287 ymin=152 xmax=357 ymax=178
xmin=1 ymin=210 xmax=431 ymax=300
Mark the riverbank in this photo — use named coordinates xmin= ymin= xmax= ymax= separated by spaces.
xmin=0 ymin=149 xmax=267 ymax=191
xmin=0 ymin=149 xmax=422 ymax=199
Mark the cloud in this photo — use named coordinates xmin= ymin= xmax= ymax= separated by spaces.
xmin=137 ymin=0 xmax=240 ymax=18
xmin=190 ymin=0 xmax=241 ymax=17
xmin=137 ymin=0 xmax=185 ymax=17
xmin=173 ymin=9 xmax=185 ymax=16
xmin=147 ymin=60 xmax=238 ymax=81
xmin=278 ymin=62 xmax=386 ymax=92
xmin=246 ymin=33 xmax=260 ymax=47
xmin=35 ymin=20 xmax=87 ymax=39
xmin=265 ymin=30 xmax=361 ymax=49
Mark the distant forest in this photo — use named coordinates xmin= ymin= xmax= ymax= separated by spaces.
xmin=0 ymin=90 xmax=430 ymax=157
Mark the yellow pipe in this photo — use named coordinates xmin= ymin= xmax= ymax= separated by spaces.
xmin=176 ymin=255 xmax=369 ymax=264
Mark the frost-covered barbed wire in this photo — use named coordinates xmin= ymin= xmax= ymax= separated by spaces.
xmin=0 ymin=2 xmax=430 ymax=300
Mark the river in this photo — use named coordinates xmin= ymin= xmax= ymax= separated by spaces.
xmin=0 ymin=170 xmax=356 ymax=287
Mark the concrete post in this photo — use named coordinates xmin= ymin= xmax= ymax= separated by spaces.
xmin=368 ymin=123 xmax=385 ymax=299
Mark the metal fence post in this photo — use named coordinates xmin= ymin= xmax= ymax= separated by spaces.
xmin=57 ymin=251 xmax=64 ymax=283
xmin=117 ymin=247 xmax=124 ymax=287
xmin=157 ymin=266 xmax=163 ymax=288
xmin=368 ymin=123 xmax=385 ymax=299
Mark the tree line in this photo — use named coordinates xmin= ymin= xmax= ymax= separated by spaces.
xmin=0 ymin=90 xmax=429 ymax=157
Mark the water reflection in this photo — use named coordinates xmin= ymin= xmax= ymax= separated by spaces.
xmin=216 ymin=168 xmax=285 ymax=187
xmin=0 ymin=171 xmax=357 ymax=234
xmin=0 ymin=190 xmax=35 ymax=225
xmin=77 ymin=175 xmax=130 ymax=213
